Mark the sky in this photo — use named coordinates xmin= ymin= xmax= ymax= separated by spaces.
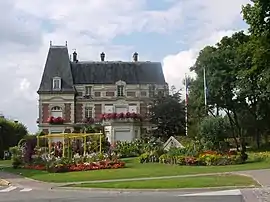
xmin=0 ymin=0 xmax=250 ymax=133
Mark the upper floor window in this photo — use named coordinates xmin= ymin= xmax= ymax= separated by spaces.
xmin=51 ymin=106 xmax=62 ymax=117
xmin=117 ymin=85 xmax=124 ymax=97
xmin=85 ymin=106 xmax=93 ymax=118
xmin=149 ymin=85 xmax=156 ymax=97
xmin=53 ymin=77 xmax=61 ymax=90
xmin=85 ymin=86 xmax=92 ymax=96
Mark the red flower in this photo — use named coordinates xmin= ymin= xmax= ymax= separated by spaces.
xmin=125 ymin=112 xmax=131 ymax=118
xmin=130 ymin=112 xmax=137 ymax=119
xmin=99 ymin=114 xmax=105 ymax=121
xmin=47 ymin=116 xmax=54 ymax=123
xmin=111 ymin=113 xmax=117 ymax=119
xmin=117 ymin=112 xmax=125 ymax=119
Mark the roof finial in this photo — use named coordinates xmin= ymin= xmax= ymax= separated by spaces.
xmin=50 ymin=41 xmax=52 ymax=46
xmin=65 ymin=41 xmax=68 ymax=47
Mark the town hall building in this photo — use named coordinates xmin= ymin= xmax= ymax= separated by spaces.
xmin=37 ymin=42 xmax=167 ymax=142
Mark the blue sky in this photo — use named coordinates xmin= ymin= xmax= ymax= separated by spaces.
xmin=0 ymin=0 xmax=250 ymax=132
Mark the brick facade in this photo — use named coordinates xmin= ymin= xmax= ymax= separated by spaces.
xmin=140 ymin=103 xmax=147 ymax=117
xmin=94 ymin=104 xmax=102 ymax=119
xmin=64 ymin=103 xmax=71 ymax=122
xmin=42 ymin=104 xmax=49 ymax=123
xmin=75 ymin=103 xmax=83 ymax=123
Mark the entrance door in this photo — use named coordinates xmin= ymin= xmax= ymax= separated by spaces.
xmin=114 ymin=130 xmax=132 ymax=142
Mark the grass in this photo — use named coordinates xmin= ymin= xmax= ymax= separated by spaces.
xmin=0 ymin=160 xmax=12 ymax=167
xmin=2 ymin=157 xmax=270 ymax=183
xmin=70 ymin=174 xmax=259 ymax=189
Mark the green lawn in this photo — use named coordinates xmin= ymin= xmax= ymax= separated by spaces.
xmin=2 ymin=157 xmax=270 ymax=183
xmin=71 ymin=174 xmax=259 ymax=189
xmin=0 ymin=160 xmax=12 ymax=167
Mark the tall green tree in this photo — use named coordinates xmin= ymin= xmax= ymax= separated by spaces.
xmin=0 ymin=118 xmax=28 ymax=159
xmin=148 ymin=88 xmax=186 ymax=140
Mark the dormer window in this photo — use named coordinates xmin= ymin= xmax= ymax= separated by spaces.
xmin=117 ymin=85 xmax=124 ymax=97
xmin=85 ymin=86 xmax=92 ymax=96
xmin=53 ymin=77 xmax=61 ymax=90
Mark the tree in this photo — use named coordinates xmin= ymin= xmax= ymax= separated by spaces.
xmin=148 ymin=88 xmax=186 ymax=140
xmin=189 ymin=32 xmax=251 ymax=149
xmin=0 ymin=117 xmax=28 ymax=159
xmin=198 ymin=116 xmax=230 ymax=152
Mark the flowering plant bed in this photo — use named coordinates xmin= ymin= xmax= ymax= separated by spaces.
xmin=140 ymin=150 xmax=246 ymax=166
xmin=99 ymin=112 xmax=143 ymax=121
xmin=23 ymin=160 xmax=125 ymax=173
xmin=47 ymin=116 xmax=65 ymax=124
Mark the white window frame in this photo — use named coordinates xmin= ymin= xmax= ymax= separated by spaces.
xmin=117 ymin=85 xmax=124 ymax=97
xmin=85 ymin=106 xmax=93 ymax=118
xmin=51 ymin=106 xmax=63 ymax=117
xmin=53 ymin=77 xmax=61 ymax=90
xmin=85 ymin=86 xmax=92 ymax=96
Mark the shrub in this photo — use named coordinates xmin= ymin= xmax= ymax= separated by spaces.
xmin=198 ymin=116 xmax=230 ymax=152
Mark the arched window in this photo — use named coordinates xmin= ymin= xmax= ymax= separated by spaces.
xmin=51 ymin=106 xmax=63 ymax=117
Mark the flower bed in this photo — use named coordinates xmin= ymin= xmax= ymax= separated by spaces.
xmin=23 ymin=160 xmax=125 ymax=173
xmin=139 ymin=150 xmax=246 ymax=166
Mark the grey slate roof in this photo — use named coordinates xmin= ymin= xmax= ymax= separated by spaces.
xmin=37 ymin=46 xmax=75 ymax=93
xmin=38 ymin=46 xmax=166 ymax=93
xmin=71 ymin=61 xmax=166 ymax=85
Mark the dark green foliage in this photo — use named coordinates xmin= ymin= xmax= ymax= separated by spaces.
xmin=0 ymin=118 xmax=28 ymax=159
xmin=148 ymin=89 xmax=186 ymax=140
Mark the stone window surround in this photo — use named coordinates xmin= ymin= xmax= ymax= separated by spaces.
xmin=52 ymin=77 xmax=61 ymax=90
xmin=84 ymin=85 xmax=93 ymax=96
xmin=116 ymin=80 xmax=126 ymax=97
xmin=83 ymin=103 xmax=95 ymax=118
xmin=49 ymin=103 xmax=65 ymax=117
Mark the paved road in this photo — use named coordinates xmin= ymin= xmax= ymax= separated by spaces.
xmin=0 ymin=186 xmax=245 ymax=202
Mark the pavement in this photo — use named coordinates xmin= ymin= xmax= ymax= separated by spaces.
xmin=0 ymin=169 xmax=270 ymax=201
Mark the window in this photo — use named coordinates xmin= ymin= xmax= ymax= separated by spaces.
xmin=106 ymin=92 xmax=114 ymax=96
xmin=149 ymin=85 xmax=156 ymax=97
xmin=51 ymin=106 xmax=62 ymax=117
xmin=128 ymin=105 xmax=137 ymax=113
xmin=104 ymin=105 xmax=114 ymax=113
xmin=115 ymin=106 xmax=127 ymax=113
xmin=85 ymin=86 xmax=92 ymax=96
xmin=127 ymin=91 xmax=136 ymax=97
xmin=53 ymin=77 xmax=61 ymax=90
xmin=117 ymin=85 xmax=124 ymax=97
xmin=140 ymin=91 xmax=147 ymax=97
xmin=85 ymin=106 xmax=93 ymax=118
xmin=94 ymin=92 xmax=101 ymax=97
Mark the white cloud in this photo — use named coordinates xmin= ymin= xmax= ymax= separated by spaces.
xmin=0 ymin=0 xmax=250 ymax=132
xmin=162 ymin=0 xmax=250 ymax=91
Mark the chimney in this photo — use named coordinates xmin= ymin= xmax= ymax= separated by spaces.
xmin=133 ymin=52 xmax=138 ymax=62
xmin=73 ymin=50 xmax=78 ymax=62
xmin=100 ymin=52 xmax=105 ymax=61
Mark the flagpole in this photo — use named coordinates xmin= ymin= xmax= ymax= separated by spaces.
xmin=185 ymin=73 xmax=188 ymax=136
xmin=203 ymin=67 xmax=207 ymax=113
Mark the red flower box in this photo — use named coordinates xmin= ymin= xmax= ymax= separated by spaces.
xmin=99 ymin=112 xmax=143 ymax=121
xmin=47 ymin=116 xmax=64 ymax=124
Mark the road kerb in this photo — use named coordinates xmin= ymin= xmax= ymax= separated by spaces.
xmin=52 ymin=185 xmax=258 ymax=193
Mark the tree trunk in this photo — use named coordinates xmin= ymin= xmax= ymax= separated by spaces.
xmin=226 ymin=111 xmax=239 ymax=151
